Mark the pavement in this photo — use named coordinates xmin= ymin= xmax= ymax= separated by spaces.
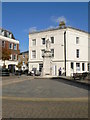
xmin=1 ymin=75 xmax=89 ymax=118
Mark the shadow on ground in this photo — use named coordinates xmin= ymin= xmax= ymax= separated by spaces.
xmin=51 ymin=78 xmax=89 ymax=90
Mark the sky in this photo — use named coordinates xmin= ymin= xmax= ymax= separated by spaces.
xmin=2 ymin=2 xmax=88 ymax=52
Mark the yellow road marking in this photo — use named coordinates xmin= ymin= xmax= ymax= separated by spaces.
xmin=0 ymin=96 xmax=88 ymax=102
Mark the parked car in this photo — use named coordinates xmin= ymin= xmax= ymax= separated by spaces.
xmin=0 ymin=68 xmax=10 ymax=76
xmin=15 ymin=70 xmax=22 ymax=76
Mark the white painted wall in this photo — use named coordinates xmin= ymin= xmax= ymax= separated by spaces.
xmin=29 ymin=27 xmax=90 ymax=76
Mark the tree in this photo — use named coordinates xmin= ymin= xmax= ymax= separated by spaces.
xmin=2 ymin=47 xmax=11 ymax=68
xmin=16 ymin=61 xmax=22 ymax=70
xmin=59 ymin=21 xmax=66 ymax=28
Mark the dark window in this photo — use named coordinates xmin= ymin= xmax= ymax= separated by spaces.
xmin=76 ymin=63 xmax=80 ymax=71
xmin=51 ymin=37 xmax=54 ymax=43
xmin=76 ymin=37 xmax=79 ymax=44
xmin=2 ymin=41 xmax=5 ymax=47
xmin=51 ymin=49 xmax=54 ymax=57
xmin=76 ymin=49 xmax=79 ymax=58
xmin=88 ymin=63 xmax=90 ymax=71
xmin=42 ymin=38 xmax=45 ymax=44
xmin=82 ymin=63 xmax=85 ymax=71
xmin=71 ymin=62 xmax=74 ymax=69
xmin=39 ymin=64 xmax=43 ymax=72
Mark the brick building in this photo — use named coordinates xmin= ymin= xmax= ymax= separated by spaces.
xmin=18 ymin=51 xmax=29 ymax=71
xmin=0 ymin=28 xmax=20 ymax=73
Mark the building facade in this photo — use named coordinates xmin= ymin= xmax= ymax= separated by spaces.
xmin=18 ymin=51 xmax=29 ymax=71
xmin=0 ymin=28 xmax=20 ymax=73
xmin=29 ymin=27 xmax=90 ymax=76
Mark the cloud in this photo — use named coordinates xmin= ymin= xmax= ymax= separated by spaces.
xmin=29 ymin=27 xmax=37 ymax=33
xmin=51 ymin=16 xmax=67 ymax=24
xmin=24 ymin=27 xmax=37 ymax=33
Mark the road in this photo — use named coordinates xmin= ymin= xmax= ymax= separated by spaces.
xmin=1 ymin=76 xmax=89 ymax=118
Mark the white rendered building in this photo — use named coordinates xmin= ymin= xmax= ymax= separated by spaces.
xmin=29 ymin=27 xmax=90 ymax=76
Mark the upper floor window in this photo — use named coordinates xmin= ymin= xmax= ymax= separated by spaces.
xmin=14 ymin=54 xmax=17 ymax=60
xmin=10 ymin=54 xmax=12 ymax=60
xmin=2 ymin=41 xmax=5 ymax=47
xmin=76 ymin=37 xmax=79 ymax=44
xmin=2 ymin=31 xmax=4 ymax=36
xmin=9 ymin=43 xmax=13 ymax=49
xmin=42 ymin=38 xmax=45 ymax=45
xmin=7 ymin=32 xmax=10 ymax=38
xmin=51 ymin=49 xmax=54 ymax=57
xmin=14 ymin=44 xmax=17 ymax=50
xmin=32 ymin=39 xmax=36 ymax=46
xmin=76 ymin=49 xmax=79 ymax=58
xmin=32 ymin=50 xmax=36 ymax=59
xmin=41 ymin=49 xmax=45 ymax=57
xmin=51 ymin=37 xmax=54 ymax=44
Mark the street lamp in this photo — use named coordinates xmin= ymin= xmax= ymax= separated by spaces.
xmin=64 ymin=31 xmax=66 ymax=76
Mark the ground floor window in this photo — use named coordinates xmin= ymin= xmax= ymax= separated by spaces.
xmin=71 ymin=62 xmax=74 ymax=69
xmin=88 ymin=63 xmax=90 ymax=72
xmin=39 ymin=64 xmax=43 ymax=72
xmin=76 ymin=63 xmax=80 ymax=71
xmin=82 ymin=63 xmax=85 ymax=71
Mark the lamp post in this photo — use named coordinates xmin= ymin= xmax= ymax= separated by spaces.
xmin=64 ymin=31 xmax=66 ymax=76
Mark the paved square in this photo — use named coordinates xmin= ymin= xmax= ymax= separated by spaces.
xmin=2 ymin=76 xmax=89 ymax=118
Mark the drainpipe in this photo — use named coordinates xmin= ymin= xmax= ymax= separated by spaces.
xmin=64 ymin=31 xmax=66 ymax=76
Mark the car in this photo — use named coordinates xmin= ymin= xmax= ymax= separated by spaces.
xmin=0 ymin=68 xmax=10 ymax=76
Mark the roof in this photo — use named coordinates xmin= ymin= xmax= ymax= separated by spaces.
xmin=0 ymin=27 xmax=15 ymax=39
xmin=29 ymin=26 xmax=89 ymax=35
xmin=19 ymin=51 xmax=29 ymax=55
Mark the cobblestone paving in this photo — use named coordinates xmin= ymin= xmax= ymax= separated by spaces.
xmin=2 ymin=76 xmax=89 ymax=118
xmin=2 ymin=79 xmax=88 ymax=98
xmin=2 ymin=99 xmax=88 ymax=118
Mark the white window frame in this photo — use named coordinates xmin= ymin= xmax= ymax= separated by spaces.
xmin=42 ymin=38 xmax=45 ymax=45
xmin=51 ymin=49 xmax=54 ymax=57
xmin=76 ymin=37 xmax=79 ymax=44
xmin=32 ymin=39 xmax=36 ymax=46
xmin=9 ymin=43 xmax=13 ymax=49
xmin=41 ymin=49 xmax=45 ymax=58
xmin=76 ymin=63 xmax=80 ymax=71
xmin=51 ymin=37 xmax=54 ymax=44
xmin=2 ymin=41 xmax=5 ymax=47
xmin=14 ymin=44 xmax=17 ymax=50
xmin=10 ymin=54 xmax=12 ymax=60
xmin=76 ymin=49 xmax=80 ymax=58
xmin=14 ymin=54 xmax=17 ymax=60
xmin=32 ymin=50 xmax=36 ymax=59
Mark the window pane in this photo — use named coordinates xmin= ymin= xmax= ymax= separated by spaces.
xmin=32 ymin=50 xmax=36 ymax=58
xmin=32 ymin=39 xmax=36 ymax=46
xmin=51 ymin=37 xmax=54 ymax=43
xmin=82 ymin=63 xmax=85 ymax=71
xmin=51 ymin=49 xmax=54 ymax=57
xmin=76 ymin=49 xmax=79 ymax=58
xmin=14 ymin=44 xmax=17 ymax=50
xmin=71 ymin=62 xmax=74 ymax=69
xmin=41 ymin=49 xmax=45 ymax=57
xmin=76 ymin=63 xmax=80 ymax=71
xmin=42 ymin=38 xmax=45 ymax=44
xmin=76 ymin=37 xmax=79 ymax=44
xmin=2 ymin=41 xmax=5 ymax=47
